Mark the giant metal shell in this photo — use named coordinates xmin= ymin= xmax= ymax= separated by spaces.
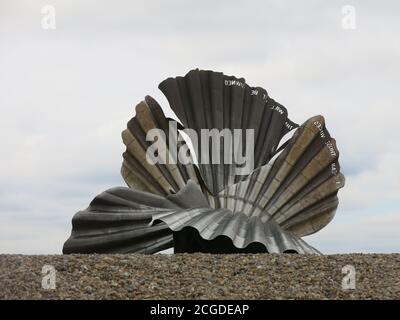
xmin=63 ymin=69 xmax=345 ymax=255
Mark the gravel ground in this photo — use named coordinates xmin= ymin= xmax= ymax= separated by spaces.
xmin=0 ymin=253 xmax=399 ymax=299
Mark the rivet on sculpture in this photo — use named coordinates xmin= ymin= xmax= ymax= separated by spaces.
xmin=63 ymin=69 xmax=345 ymax=254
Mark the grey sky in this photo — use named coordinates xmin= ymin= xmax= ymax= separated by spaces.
xmin=0 ymin=0 xmax=399 ymax=254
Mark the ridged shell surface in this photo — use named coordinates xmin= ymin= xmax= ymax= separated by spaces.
xmin=121 ymin=95 xmax=200 ymax=196
xmin=63 ymin=182 xmax=320 ymax=254
xmin=159 ymin=69 xmax=298 ymax=195
xmin=212 ymin=115 xmax=345 ymax=237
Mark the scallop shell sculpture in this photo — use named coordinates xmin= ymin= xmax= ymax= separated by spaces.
xmin=63 ymin=69 xmax=345 ymax=254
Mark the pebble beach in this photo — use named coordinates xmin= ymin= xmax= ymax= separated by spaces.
xmin=1 ymin=253 xmax=399 ymax=300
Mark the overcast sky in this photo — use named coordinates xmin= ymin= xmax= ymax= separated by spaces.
xmin=0 ymin=0 xmax=399 ymax=254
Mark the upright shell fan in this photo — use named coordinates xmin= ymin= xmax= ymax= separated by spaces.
xmin=121 ymin=95 xmax=200 ymax=196
xmin=63 ymin=69 xmax=345 ymax=255
xmin=159 ymin=69 xmax=299 ymax=195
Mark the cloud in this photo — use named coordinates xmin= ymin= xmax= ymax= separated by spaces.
xmin=0 ymin=0 xmax=399 ymax=253
xmin=306 ymin=212 xmax=400 ymax=253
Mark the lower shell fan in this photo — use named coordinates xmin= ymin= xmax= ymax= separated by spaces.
xmin=63 ymin=69 xmax=345 ymax=254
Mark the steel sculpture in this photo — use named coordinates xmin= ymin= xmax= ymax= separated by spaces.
xmin=63 ymin=69 xmax=345 ymax=254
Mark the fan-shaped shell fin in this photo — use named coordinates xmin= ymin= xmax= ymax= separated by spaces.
xmin=159 ymin=69 xmax=298 ymax=195
xmin=213 ymin=115 xmax=345 ymax=237
xmin=62 ymin=187 xmax=178 ymax=254
xmin=121 ymin=96 xmax=200 ymax=196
